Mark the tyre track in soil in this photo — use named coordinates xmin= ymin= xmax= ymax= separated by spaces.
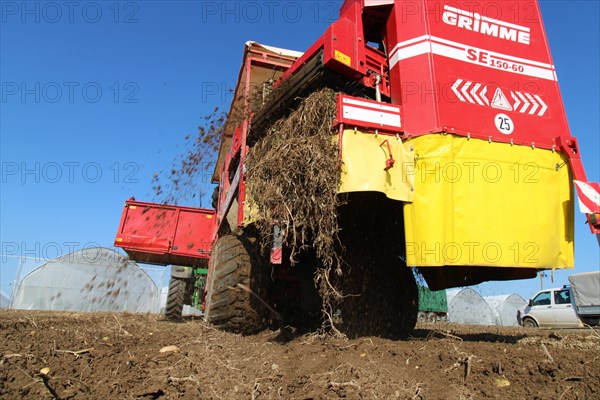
xmin=1 ymin=310 xmax=598 ymax=399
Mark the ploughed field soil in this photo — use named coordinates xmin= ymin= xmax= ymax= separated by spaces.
xmin=1 ymin=310 xmax=598 ymax=399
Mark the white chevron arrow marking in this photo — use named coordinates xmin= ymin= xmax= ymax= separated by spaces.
xmin=511 ymin=91 xmax=520 ymax=110
xmin=525 ymin=92 xmax=539 ymax=115
xmin=517 ymin=91 xmax=530 ymax=113
xmin=471 ymin=83 xmax=484 ymax=105
xmin=480 ymin=86 xmax=489 ymax=106
xmin=452 ymin=79 xmax=465 ymax=102
xmin=461 ymin=81 xmax=474 ymax=103
xmin=534 ymin=94 xmax=548 ymax=116
xmin=452 ymin=80 xmax=548 ymax=117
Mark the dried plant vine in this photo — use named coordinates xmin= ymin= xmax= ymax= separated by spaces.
xmin=246 ymin=88 xmax=345 ymax=335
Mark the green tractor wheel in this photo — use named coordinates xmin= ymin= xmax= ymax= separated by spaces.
xmin=165 ymin=276 xmax=191 ymax=319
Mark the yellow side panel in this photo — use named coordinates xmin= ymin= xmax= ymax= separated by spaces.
xmin=404 ymin=134 xmax=574 ymax=269
xmin=339 ymin=129 xmax=415 ymax=202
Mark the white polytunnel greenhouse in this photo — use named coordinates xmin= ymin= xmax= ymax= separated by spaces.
xmin=11 ymin=247 xmax=161 ymax=313
xmin=447 ymin=288 xmax=495 ymax=325
xmin=0 ymin=291 xmax=10 ymax=308
xmin=484 ymin=294 xmax=527 ymax=327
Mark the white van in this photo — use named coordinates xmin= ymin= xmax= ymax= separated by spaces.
xmin=517 ymin=286 xmax=583 ymax=328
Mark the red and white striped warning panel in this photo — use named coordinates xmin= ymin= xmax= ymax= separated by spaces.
xmin=337 ymin=95 xmax=402 ymax=132
xmin=511 ymin=91 xmax=548 ymax=116
xmin=451 ymin=79 xmax=548 ymax=117
xmin=574 ymin=180 xmax=600 ymax=214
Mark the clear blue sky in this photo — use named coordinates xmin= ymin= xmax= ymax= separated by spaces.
xmin=1 ymin=1 xmax=598 ymax=300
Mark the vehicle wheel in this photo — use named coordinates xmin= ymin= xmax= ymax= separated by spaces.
xmin=522 ymin=318 xmax=538 ymax=328
xmin=204 ymin=235 xmax=271 ymax=334
xmin=427 ymin=312 xmax=437 ymax=323
xmin=417 ymin=312 xmax=426 ymax=323
xmin=165 ymin=276 xmax=190 ymax=319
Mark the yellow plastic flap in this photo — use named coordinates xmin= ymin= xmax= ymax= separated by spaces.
xmin=339 ymin=129 xmax=415 ymax=202
xmin=404 ymin=134 xmax=574 ymax=269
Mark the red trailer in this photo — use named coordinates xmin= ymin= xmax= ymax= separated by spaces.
xmin=115 ymin=198 xmax=215 ymax=266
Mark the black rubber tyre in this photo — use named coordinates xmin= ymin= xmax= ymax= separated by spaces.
xmin=522 ymin=318 xmax=538 ymax=328
xmin=417 ymin=312 xmax=426 ymax=323
xmin=165 ymin=276 xmax=189 ymax=319
xmin=427 ymin=312 xmax=438 ymax=323
xmin=204 ymin=235 xmax=270 ymax=334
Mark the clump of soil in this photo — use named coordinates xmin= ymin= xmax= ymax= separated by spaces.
xmin=246 ymin=88 xmax=344 ymax=332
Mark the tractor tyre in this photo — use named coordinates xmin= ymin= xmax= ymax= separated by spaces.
xmin=427 ymin=312 xmax=438 ymax=323
xmin=165 ymin=276 xmax=190 ymax=320
xmin=204 ymin=235 xmax=271 ymax=334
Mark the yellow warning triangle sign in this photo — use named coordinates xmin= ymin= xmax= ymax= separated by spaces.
xmin=491 ymin=88 xmax=512 ymax=111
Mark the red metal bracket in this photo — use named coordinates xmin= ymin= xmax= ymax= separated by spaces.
xmin=555 ymin=136 xmax=600 ymax=236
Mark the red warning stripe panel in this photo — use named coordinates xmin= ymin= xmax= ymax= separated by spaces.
xmin=574 ymin=181 xmax=600 ymax=214
xmin=450 ymin=79 xmax=549 ymax=116
xmin=336 ymin=94 xmax=402 ymax=133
